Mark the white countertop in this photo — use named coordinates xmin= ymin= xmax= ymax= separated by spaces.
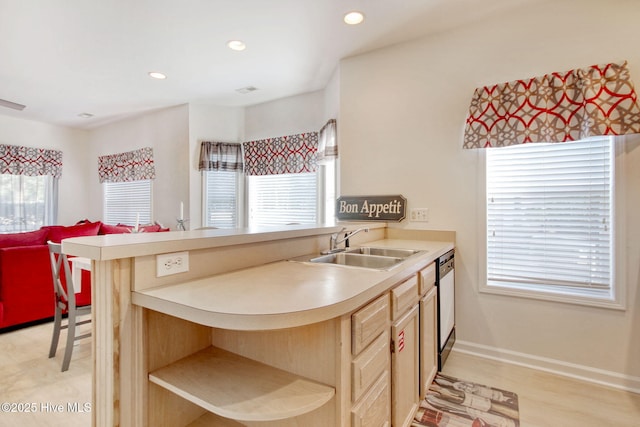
xmin=61 ymin=224 xmax=379 ymax=260
xmin=132 ymin=239 xmax=453 ymax=330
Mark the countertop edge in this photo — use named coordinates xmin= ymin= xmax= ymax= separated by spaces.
xmin=133 ymin=240 xmax=454 ymax=330
xmin=62 ymin=223 xmax=386 ymax=260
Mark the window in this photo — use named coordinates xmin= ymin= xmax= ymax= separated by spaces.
xmin=203 ymin=162 xmax=335 ymax=229
xmin=482 ymin=137 xmax=623 ymax=307
xmin=203 ymin=170 xmax=241 ymax=228
xmin=248 ymin=173 xmax=317 ymax=227
xmin=0 ymin=174 xmax=57 ymax=233
xmin=103 ymin=180 xmax=152 ymax=225
xmin=319 ymin=160 xmax=337 ymax=224
xmin=201 ymin=129 xmax=338 ymax=229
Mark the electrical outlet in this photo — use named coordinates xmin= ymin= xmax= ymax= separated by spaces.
xmin=410 ymin=208 xmax=429 ymax=222
xmin=156 ymin=251 xmax=189 ymax=277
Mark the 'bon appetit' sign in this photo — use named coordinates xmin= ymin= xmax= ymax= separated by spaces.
xmin=336 ymin=195 xmax=406 ymax=222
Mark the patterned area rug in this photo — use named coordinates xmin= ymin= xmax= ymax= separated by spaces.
xmin=413 ymin=373 xmax=520 ymax=427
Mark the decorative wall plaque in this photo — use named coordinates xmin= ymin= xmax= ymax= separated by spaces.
xmin=336 ymin=195 xmax=406 ymax=222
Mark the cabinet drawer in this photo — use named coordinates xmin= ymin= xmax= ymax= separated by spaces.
xmin=351 ymin=370 xmax=391 ymax=427
xmin=352 ymin=294 xmax=390 ymax=355
xmin=352 ymin=330 xmax=390 ymax=402
xmin=419 ymin=262 xmax=436 ymax=295
xmin=391 ymin=276 xmax=419 ymax=320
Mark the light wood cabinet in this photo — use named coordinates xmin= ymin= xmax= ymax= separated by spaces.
xmin=67 ymin=220 xmax=454 ymax=427
xmin=390 ymin=275 xmax=418 ymax=320
xmin=418 ymin=262 xmax=438 ymax=399
xmin=351 ymin=294 xmax=391 ymax=426
xmin=352 ymin=330 xmax=390 ymax=402
xmin=145 ymin=263 xmax=440 ymax=427
xmin=391 ymin=304 xmax=420 ymax=427
xmin=145 ymin=311 xmax=337 ymax=427
xmin=351 ymin=371 xmax=391 ymax=427
xmin=419 ymin=285 xmax=438 ymax=399
xmin=352 ymin=294 xmax=390 ymax=355
xmin=418 ymin=262 xmax=436 ymax=295
xmin=149 ymin=346 xmax=335 ymax=422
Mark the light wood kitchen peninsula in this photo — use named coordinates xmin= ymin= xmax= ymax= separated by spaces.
xmin=63 ymin=224 xmax=454 ymax=427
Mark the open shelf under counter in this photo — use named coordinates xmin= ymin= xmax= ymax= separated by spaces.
xmin=185 ymin=412 xmax=246 ymax=426
xmin=149 ymin=346 xmax=335 ymax=422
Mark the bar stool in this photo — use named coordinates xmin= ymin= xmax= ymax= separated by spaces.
xmin=47 ymin=241 xmax=91 ymax=372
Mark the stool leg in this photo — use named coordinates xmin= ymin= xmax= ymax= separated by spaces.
xmin=61 ymin=308 xmax=76 ymax=372
xmin=49 ymin=304 xmax=62 ymax=358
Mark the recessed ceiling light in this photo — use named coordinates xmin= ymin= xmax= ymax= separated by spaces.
xmin=343 ymin=11 xmax=365 ymax=25
xmin=227 ymin=40 xmax=246 ymax=51
xmin=148 ymin=72 xmax=167 ymax=80
xmin=78 ymin=113 xmax=94 ymax=118
xmin=236 ymin=86 xmax=258 ymax=94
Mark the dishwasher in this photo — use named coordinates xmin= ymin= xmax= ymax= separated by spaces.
xmin=436 ymin=249 xmax=455 ymax=370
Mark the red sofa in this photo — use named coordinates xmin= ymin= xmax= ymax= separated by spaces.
xmin=0 ymin=220 xmax=167 ymax=331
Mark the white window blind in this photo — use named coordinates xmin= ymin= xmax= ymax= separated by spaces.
xmin=204 ymin=170 xmax=238 ymax=228
xmin=103 ymin=180 xmax=152 ymax=225
xmin=486 ymin=137 xmax=613 ymax=295
xmin=248 ymin=173 xmax=317 ymax=227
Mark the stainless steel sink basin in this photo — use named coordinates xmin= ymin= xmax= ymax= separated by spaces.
xmin=346 ymin=247 xmax=422 ymax=258
xmin=309 ymin=253 xmax=404 ymax=269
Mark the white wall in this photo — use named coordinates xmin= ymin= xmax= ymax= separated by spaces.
xmin=244 ymin=90 xmax=326 ymax=141
xmin=324 ymin=66 xmax=340 ymax=123
xmin=86 ymin=105 xmax=190 ymax=228
xmin=340 ymin=0 xmax=640 ymax=386
xmin=84 ymin=92 xmax=326 ymax=231
xmin=0 ymin=115 xmax=90 ymax=225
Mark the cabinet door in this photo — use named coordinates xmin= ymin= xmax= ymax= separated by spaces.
xmin=352 ymin=330 xmax=390 ymax=402
xmin=391 ymin=305 xmax=419 ymax=427
xmin=419 ymin=286 xmax=438 ymax=399
xmin=351 ymin=370 xmax=391 ymax=427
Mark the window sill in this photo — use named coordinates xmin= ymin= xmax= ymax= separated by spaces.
xmin=479 ymin=282 xmax=625 ymax=311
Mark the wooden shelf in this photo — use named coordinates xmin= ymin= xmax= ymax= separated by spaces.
xmin=149 ymin=346 xmax=335 ymax=422
xmin=185 ymin=412 xmax=246 ymax=426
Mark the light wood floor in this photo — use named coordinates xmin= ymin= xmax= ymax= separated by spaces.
xmin=1 ymin=322 xmax=639 ymax=426
xmin=0 ymin=321 xmax=91 ymax=427
xmin=442 ymin=351 xmax=640 ymax=427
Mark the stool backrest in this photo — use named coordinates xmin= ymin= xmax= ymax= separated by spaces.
xmin=47 ymin=241 xmax=77 ymax=311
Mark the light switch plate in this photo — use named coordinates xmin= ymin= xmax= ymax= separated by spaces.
xmin=410 ymin=208 xmax=429 ymax=222
xmin=156 ymin=251 xmax=189 ymax=277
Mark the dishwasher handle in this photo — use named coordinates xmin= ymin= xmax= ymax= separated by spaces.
xmin=438 ymin=250 xmax=455 ymax=277
xmin=440 ymin=259 xmax=454 ymax=277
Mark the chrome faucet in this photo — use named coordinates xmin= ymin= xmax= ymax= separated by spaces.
xmin=327 ymin=227 xmax=369 ymax=253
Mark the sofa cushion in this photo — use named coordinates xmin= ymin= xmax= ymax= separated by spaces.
xmin=0 ymin=228 xmax=49 ymax=249
xmin=47 ymin=221 xmax=102 ymax=243
xmin=117 ymin=223 xmax=165 ymax=232
xmin=99 ymin=223 xmax=133 ymax=235
xmin=100 ymin=222 xmax=171 ymax=234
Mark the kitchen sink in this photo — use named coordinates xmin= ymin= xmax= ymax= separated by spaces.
xmin=289 ymin=246 xmax=425 ymax=270
xmin=346 ymin=247 xmax=422 ymax=258
xmin=308 ymin=253 xmax=404 ymax=270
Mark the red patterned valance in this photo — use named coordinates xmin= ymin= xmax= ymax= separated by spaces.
xmin=98 ymin=147 xmax=156 ymax=183
xmin=243 ymin=132 xmax=318 ymax=176
xmin=0 ymin=144 xmax=63 ymax=178
xmin=463 ymin=61 xmax=640 ymax=148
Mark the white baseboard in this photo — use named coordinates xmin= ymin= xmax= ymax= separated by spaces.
xmin=452 ymin=340 xmax=640 ymax=394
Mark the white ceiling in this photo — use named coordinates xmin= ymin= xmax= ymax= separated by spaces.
xmin=0 ymin=0 xmax=536 ymax=130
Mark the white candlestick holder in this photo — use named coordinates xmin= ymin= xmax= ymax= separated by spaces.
xmin=176 ymin=218 xmax=189 ymax=231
